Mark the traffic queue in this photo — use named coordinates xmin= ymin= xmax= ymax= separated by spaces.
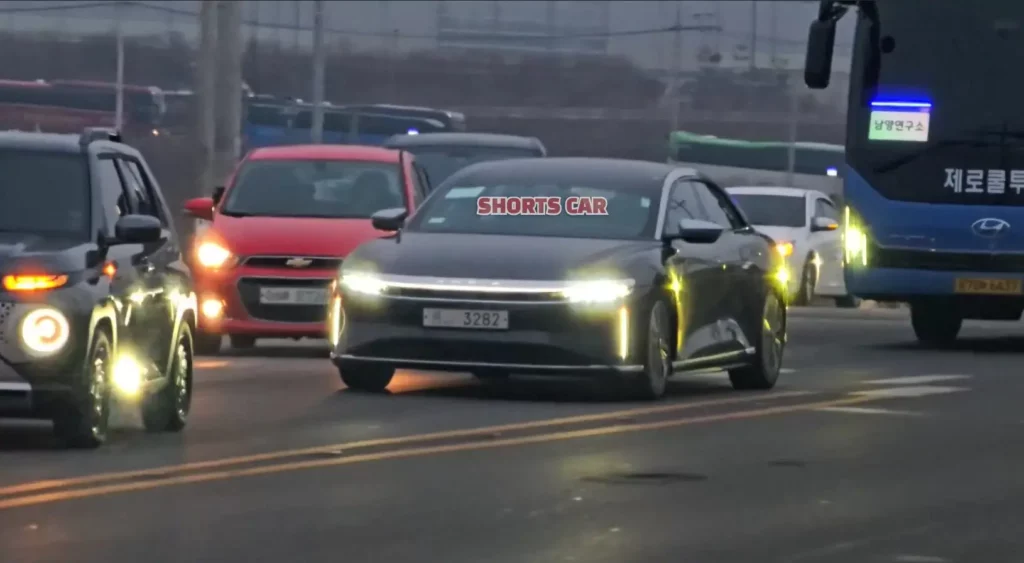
xmin=0 ymin=126 xmax=802 ymax=449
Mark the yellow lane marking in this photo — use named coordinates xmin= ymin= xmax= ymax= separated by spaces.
xmin=194 ymin=360 xmax=230 ymax=369
xmin=0 ymin=394 xmax=873 ymax=511
xmin=0 ymin=391 xmax=812 ymax=497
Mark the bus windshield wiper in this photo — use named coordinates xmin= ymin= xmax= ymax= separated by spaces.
xmin=874 ymin=123 xmax=1024 ymax=175
xmin=873 ymin=139 xmax=988 ymax=175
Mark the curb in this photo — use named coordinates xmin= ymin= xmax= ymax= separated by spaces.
xmin=789 ymin=306 xmax=908 ymax=319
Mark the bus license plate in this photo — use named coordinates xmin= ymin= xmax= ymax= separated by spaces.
xmin=422 ymin=308 xmax=509 ymax=330
xmin=954 ymin=278 xmax=1023 ymax=295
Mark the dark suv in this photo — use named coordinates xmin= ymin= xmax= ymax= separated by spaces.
xmin=0 ymin=128 xmax=197 ymax=448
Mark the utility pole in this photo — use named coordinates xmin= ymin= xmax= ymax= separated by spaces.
xmin=670 ymin=2 xmax=683 ymax=132
xmin=750 ymin=0 xmax=758 ymax=70
xmin=114 ymin=2 xmax=124 ymax=131
xmin=213 ymin=0 xmax=243 ymax=184
xmin=311 ymin=0 xmax=326 ymax=143
xmin=197 ymin=0 xmax=218 ymax=196
xmin=786 ymin=87 xmax=799 ymax=186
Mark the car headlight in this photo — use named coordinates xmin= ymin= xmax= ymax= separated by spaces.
xmin=775 ymin=241 xmax=794 ymax=258
xmin=195 ymin=242 xmax=236 ymax=269
xmin=20 ymin=307 xmax=70 ymax=355
xmin=561 ymin=279 xmax=634 ymax=304
xmin=340 ymin=272 xmax=389 ymax=296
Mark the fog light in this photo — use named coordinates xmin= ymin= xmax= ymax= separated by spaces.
xmin=201 ymin=298 xmax=224 ymax=320
xmin=328 ymin=296 xmax=342 ymax=347
xmin=112 ymin=356 xmax=144 ymax=397
xmin=774 ymin=267 xmax=791 ymax=287
xmin=617 ymin=306 xmax=630 ymax=360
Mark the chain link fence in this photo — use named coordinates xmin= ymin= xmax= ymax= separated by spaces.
xmin=0 ymin=0 xmax=849 ymax=236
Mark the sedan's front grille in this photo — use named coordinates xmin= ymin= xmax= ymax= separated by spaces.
xmin=0 ymin=301 xmax=14 ymax=345
xmin=243 ymin=256 xmax=343 ymax=270
xmin=236 ymin=277 xmax=332 ymax=323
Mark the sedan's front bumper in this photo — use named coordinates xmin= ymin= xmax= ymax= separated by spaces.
xmin=331 ymin=292 xmax=645 ymax=377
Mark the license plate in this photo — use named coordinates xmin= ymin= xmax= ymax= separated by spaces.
xmin=954 ymin=278 xmax=1023 ymax=295
xmin=422 ymin=308 xmax=509 ymax=330
xmin=259 ymin=287 xmax=327 ymax=305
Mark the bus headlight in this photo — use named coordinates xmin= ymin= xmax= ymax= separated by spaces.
xmin=843 ymin=206 xmax=869 ymax=267
xmin=20 ymin=307 xmax=70 ymax=355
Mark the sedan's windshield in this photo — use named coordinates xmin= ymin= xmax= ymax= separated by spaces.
xmin=0 ymin=150 xmax=89 ymax=238
xmin=221 ymin=159 xmax=404 ymax=218
xmin=728 ymin=194 xmax=806 ymax=227
xmin=406 ymin=182 xmax=658 ymax=240
xmin=406 ymin=146 xmax=542 ymax=187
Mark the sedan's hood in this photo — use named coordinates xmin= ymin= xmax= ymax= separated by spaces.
xmin=350 ymin=232 xmax=659 ymax=280
xmin=0 ymin=232 xmax=92 ymax=275
xmin=210 ymin=215 xmax=385 ymax=258
xmin=753 ymin=226 xmax=804 ymax=245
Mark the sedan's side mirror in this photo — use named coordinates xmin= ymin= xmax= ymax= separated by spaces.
xmin=183 ymin=197 xmax=215 ymax=221
xmin=112 ymin=214 xmax=163 ymax=245
xmin=212 ymin=186 xmax=226 ymax=205
xmin=371 ymin=207 xmax=408 ymax=232
xmin=810 ymin=216 xmax=839 ymax=232
xmin=663 ymin=218 xmax=725 ymax=245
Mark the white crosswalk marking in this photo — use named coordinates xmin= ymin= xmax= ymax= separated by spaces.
xmin=815 ymin=406 xmax=923 ymax=416
xmin=851 ymin=386 xmax=970 ymax=399
xmin=862 ymin=375 xmax=972 ymax=385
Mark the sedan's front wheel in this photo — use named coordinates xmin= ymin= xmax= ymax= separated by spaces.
xmin=338 ymin=364 xmax=395 ymax=393
xmin=728 ymin=290 xmax=785 ymax=390
xmin=625 ymin=300 xmax=672 ymax=401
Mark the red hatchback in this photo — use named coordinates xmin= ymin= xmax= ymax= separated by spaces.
xmin=183 ymin=145 xmax=428 ymax=354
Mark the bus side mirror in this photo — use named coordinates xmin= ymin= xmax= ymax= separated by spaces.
xmin=805 ymin=19 xmax=837 ymax=89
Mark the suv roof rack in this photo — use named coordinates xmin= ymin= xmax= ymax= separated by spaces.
xmin=79 ymin=127 xmax=121 ymax=147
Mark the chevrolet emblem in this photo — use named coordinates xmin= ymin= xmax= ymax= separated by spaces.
xmin=285 ymin=258 xmax=314 ymax=268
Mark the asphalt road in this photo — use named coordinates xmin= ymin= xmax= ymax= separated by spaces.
xmin=2 ymin=308 xmax=1023 ymax=563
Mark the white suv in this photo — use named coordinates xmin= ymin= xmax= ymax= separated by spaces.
xmin=726 ymin=186 xmax=857 ymax=307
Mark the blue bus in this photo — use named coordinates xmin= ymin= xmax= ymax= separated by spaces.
xmin=242 ymin=100 xmax=458 ymax=150
xmin=804 ymin=0 xmax=1024 ymax=345
xmin=338 ymin=104 xmax=467 ymax=132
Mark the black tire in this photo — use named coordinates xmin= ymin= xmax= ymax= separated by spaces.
xmin=338 ymin=364 xmax=395 ymax=392
xmin=53 ymin=327 xmax=113 ymax=449
xmin=142 ymin=322 xmax=194 ymax=433
xmin=625 ymin=300 xmax=672 ymax=401
xmin=793 ymin=254 xmax=816 ymax=306
xmin=229 ymin=335 xmax=256 ymax=350
xmin=194 ymin=330 xmax=222 ymax=355
xmin=729 ymin=290 xmax=786 ymax=390
xmin=911 ymin=303 xmax=962 ymax=347
xmin=834 ymin=295 xmax=861 ymax=308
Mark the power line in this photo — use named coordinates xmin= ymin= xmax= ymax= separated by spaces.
xmin=0 ymin=2 xmax=124 ymax=14
xmin=0 ymin=2 xmax=721 ymax=40
xmin=0 ymin=1 xmax=850 ymax=51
